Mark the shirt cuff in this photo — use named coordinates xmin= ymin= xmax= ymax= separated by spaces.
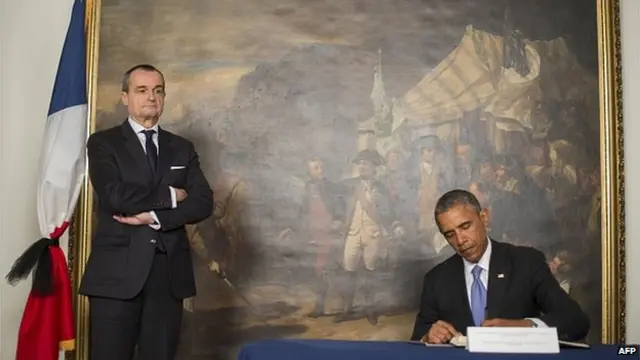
xmin=526 ymin=318 xmax=548 ymax=328
xmin=149 ymin=211 xmax=161 ymax=230
xmin=169 ymin=187 xmax=177 ymax=208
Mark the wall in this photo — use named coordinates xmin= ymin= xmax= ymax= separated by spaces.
xmin=0 ymin=0 xmax=74 ymax=358
xmin=0 ymin=1 xmax=637 ymax=359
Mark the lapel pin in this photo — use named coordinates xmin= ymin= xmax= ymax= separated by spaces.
xmin=497 ymin=273 xmax=505 ymax=278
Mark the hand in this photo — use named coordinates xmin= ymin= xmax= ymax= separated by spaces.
xmin=208 ymin=260 xmax=222 ymax=275
xmin=330 ymin=220 xmax=342 ymax=231
xmin=481 ymin=318 xmax=534 ymax=327
xmin=393 ymin=226 xmax=405 ymax=238
xmin=422 ymin=320 xmax=461 ymax=344
xmin=113 ymin=212 xmax=154 ymax=225
xmin=183 ymin=297 xmax=195 ymax=313
xmin=277 ymin=228 xmax=294 ymax=241
xmin=175 ymin=188 xmax=188 ymax=202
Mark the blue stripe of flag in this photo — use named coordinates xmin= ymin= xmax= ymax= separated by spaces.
xmin=48 ymin=0 xmax=87 ymax=117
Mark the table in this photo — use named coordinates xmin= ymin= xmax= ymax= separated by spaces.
xmin=237 ymin=339 xmax=625 ymax=360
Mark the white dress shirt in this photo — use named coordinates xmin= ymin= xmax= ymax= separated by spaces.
xmin=127 ymin=118 xmax=177 ymax=229
xmin=462 ymin=239 xmax=547 ymax=327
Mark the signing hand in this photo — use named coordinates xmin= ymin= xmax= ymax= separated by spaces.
xmin=481 ymin=318 xmax=533 ymax=327
xmin=174 ymin=188 xmax=188 ymax=202
xmin=422 ymin=320 xmax=461 ymax=344
xmin=113 ymin=212 xmax=154 ymax=225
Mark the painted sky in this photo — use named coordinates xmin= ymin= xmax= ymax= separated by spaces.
xmin=95 ymin=0 xmax=596 ymax=121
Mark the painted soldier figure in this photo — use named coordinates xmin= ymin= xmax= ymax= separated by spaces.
xmin=406 ymin=135 xmax=451 ymax=247
xmin=335 ymin=149 xmax=404 ymax=325
xmin=279 ymin=157 xmax=345 ymax=317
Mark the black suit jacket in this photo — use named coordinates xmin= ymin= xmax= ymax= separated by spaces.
xmin=79 ymin=121 xmax=213 ymax=300
xmin=410 ymin=240 xmax=589 ymax=342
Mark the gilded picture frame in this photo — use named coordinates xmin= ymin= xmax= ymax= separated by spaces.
xmin=68 ymin=0 xmax=625 ymax=359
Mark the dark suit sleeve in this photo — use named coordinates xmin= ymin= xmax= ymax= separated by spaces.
xmin=87 ymin=133 xmax=173 ymax=215
xmin=411 ymin=270 xmax=440 ymax=340
xmin=153 ymin=142 xmax=213 ymax=231
xmin=529 ymin=249 xmax=590 ymax=341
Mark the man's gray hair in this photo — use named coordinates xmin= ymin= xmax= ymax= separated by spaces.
xmin=121 ymin=64 xmax=164 ymax=92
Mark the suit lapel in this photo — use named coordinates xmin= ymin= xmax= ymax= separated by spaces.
xmin=156 ymin=128 xmax=175 ymax=183
xmin=451 ymin=256 xmax=475 ymax=325
xmin=121 ymin=121 xmax=153 ymax=180
xmin=487 ymin=240 xmax=512 ymax=319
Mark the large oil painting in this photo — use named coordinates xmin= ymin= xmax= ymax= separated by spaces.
xmin=71 ymin=0 xmax=625 ymax=359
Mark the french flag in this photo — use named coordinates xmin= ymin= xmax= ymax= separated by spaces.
xmin=6 ymin=0 xmax=87 ymax=359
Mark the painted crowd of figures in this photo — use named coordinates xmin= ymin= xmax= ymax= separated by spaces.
xmin=184 ymin=101 xmax=601 ymax=338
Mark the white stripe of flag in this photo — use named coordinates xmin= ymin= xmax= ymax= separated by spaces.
xmin=37 ymin=0 xmax=87 ymax=247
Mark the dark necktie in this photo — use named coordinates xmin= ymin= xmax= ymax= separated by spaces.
xmin=141 ymin=129 xmax=165 ymax=252
xmin=142 ymin=129 xmax=157 ymax=174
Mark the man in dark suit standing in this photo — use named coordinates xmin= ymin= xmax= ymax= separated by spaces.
xmin=411 ymin=189 xmax=589 ymax=344
xmin=79 ymin=64 xmax=213 ymax=360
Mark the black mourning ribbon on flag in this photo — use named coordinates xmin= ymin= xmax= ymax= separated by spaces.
xmin=5 ymin=237 xmax=60 ymax=296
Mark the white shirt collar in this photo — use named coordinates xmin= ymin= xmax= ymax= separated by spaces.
xmin=128 ymin=117 xmax=159 ymax=134
xmin=463 ymin=238 xmax=492 ymax=275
